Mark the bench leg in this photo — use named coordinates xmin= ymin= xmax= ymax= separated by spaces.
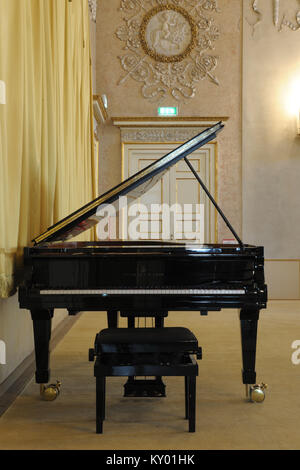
xmin=96 ymin=376 xmax=105 ymax=434
xmin=185 ymin=376 xmax=189 ymax=419
xmin=188 ymin=376 xmax=196 ymax=432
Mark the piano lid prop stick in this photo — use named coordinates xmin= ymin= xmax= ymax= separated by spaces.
xmin=184 ymin=156 xmax=244 ymax=248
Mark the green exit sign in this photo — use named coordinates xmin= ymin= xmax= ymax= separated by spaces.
xmin=158 ymin=106 xmax=178 ymax=117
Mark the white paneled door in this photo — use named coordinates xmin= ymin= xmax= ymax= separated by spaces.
xmin=122 ymin=142 xmax=217 ymax=243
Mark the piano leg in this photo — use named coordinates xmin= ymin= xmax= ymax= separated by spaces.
xmin=107 ymin=310 xmax=118 ymax=328
xmin=30 ymin=309 xmax=54 ymax=384
xmin=239 ymin=307 xmax=260 ymax=386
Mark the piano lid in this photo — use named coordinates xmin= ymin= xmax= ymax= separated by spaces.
xmin=33 ymin=122 xmax=224 ymax=245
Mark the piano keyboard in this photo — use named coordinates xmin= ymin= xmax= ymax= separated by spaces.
xmin=40 ymin=288 xmax=245 ymax=295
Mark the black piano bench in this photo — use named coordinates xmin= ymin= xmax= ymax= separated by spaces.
xmin=89 ymin=327 xmax=202 ymax=434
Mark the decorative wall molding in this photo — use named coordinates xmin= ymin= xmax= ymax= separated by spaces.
xmin=273 ymin=0 xmax=280 ymax=27
xmin=112 ymin=116 xmax=228 ymax=142
xmin=120 ymin=127 xmax=208 ymax=143
xmin=280 ymin=9 xmax=300 ymax=32
xmin=278 ymin=0 xmax=300 ymax=31
xmin=249 ymin=0 xmax=263 ymax=36
xmin=88 ymin=0 xmax=97 ymax=23
xmin=116 ymin=0 xmax=221 ymax=102
xmin=248 ymin=0 xmax=300 ymax=33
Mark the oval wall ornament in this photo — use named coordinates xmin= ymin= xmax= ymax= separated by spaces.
xmin=139 ymin=5 xmax=197 ymax=63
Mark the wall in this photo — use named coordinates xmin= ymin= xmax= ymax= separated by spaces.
xmin=96 ymin=0 xmax=243 ymax=243
xmin=242 ymin=0 xmax=300 ymax=299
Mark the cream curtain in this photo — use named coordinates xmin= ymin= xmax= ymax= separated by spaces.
xmin=0 ymin=0 xmax=95 ymax=298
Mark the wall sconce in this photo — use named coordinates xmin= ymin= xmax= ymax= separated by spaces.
xmin=101 ymin=94 xmax=108 ymax=110
xmin=297 ymin=110 xmax=300 ymax=135
xmin=93 ymin=94 xmax=108 ymax=124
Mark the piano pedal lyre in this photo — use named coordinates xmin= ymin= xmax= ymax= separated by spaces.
xmin=246 ymin=383 xmax=267 ymax=403
xmin=40 ymin=380 xmax=61 ymax=401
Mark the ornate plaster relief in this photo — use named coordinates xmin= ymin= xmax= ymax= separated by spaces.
xmin=116 ymin=0 xmax=221 ymax=102
xmin=248 ymin=0 xmax=300 ymax=34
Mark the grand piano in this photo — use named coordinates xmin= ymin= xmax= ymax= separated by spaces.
xmin=18 ymin=122 xmax=268 ymax=401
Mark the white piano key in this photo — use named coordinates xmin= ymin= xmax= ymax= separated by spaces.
xmin=40 ymin=288 xmax=246 ymax=295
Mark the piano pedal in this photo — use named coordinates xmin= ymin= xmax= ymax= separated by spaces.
xmin=246 ymin=383 xmax=267 ymax=403
xmin=40 ymin=380 xmax=61 ymax=401
xmin=123 ymin=378 xmax=166 ymax=398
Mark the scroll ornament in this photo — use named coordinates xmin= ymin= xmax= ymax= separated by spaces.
xmin=276 ymin=0 xmax=300 ymax=31
xmin=116 ymin=0 xmax=221 ymax=102
xmin=280 ymin=10 xmax=300 ymax=32
xmin=249 ymin=0 xmax=300 ymax=33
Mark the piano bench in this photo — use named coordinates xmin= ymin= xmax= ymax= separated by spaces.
xmin=89 ymin=327 xmax=201 ymax=434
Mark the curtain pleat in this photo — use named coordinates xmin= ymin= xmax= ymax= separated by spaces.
xmin=0 ymin=0 xmax=94 ymax=298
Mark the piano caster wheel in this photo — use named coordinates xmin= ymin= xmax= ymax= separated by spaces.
xmin=40 ymin=380 xmax=61 ymax=401
xmin=246 ymin=383 xmax=267 ymax=403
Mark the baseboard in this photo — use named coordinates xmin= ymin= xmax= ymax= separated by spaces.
xmin=0 ymin=314 xmax=81 ymax=417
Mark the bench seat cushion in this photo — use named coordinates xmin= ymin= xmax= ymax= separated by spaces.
xmin=95 ymin=327 xmax=198 ymax=353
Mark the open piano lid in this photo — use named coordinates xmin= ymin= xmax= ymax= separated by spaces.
xmin=33 ymin=122 xmax=224 ymax=245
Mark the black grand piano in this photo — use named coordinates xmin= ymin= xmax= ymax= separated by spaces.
xmin=18 ymin=122 xmax=267 ymax=400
